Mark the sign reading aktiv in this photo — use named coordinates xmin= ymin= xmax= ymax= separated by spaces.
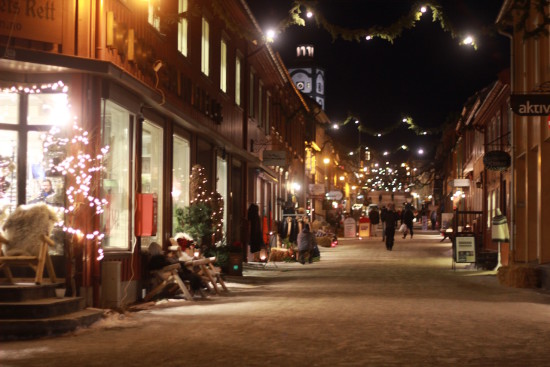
xmin=511 ymin=93 xmax=550 ymax=116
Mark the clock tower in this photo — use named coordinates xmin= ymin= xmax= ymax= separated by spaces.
xmin=288 ymin=44 xmax=325 ymax=110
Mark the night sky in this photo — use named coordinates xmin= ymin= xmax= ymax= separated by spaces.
xmin=247 ymin=0 xmax=510 ymax=161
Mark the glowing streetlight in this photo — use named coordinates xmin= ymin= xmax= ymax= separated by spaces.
xmin=332 ymin=123 xmax=339 ymax=129
xmin=266 ymin=29 xmax=276 ymax=43
xmin=306 ymin=10 xmax=313 ymax=18
xmin=463 ymin=36 xmax=474 ymax=45
xmin=420 ymin=6 xmax=427 ymax=13
xmin=323 ymin=157 xmax=330 ymax=165
xmin=365 ymin=35 xmax=372 ymax=41
xmin=418 ymin=148 xmax=424 ymax=155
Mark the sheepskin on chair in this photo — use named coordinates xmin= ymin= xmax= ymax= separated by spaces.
xmin=2 ymin=204 xmax=58 ymax=256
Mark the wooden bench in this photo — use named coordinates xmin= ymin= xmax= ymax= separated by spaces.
xmin=144 ymin=263 xmax=194 ymax=302
xmin=0 ymin=234 xmax=57 ymax=285
xmin=185 ymin=257 xmax=228 ymax=294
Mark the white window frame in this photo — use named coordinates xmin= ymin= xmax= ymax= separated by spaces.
xmin=220 ymin=39 xmax=227 ymax=92
xmin=177 ymin=0 xmax=188 ymax=56
xmin=147 ymin=0 xmax=161 ymax=31
xmin=235 ymin=55 xmax=242 ymax=105
xmin=258 ymin=81 xmax=263 ymax=127
xmin=249 ymin=70 xmax=255 ymax=118
xmin=201 ymin=17 xmax=210 ymax=76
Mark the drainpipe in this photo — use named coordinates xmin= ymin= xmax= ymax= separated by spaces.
xmin=498 ymin=27 xmax=514 ymax=262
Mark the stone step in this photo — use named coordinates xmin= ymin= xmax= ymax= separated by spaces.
xmin=0 ymin=296 xmax=85 ymax=319
xmin=0 ymin=281 xmax=64 ymax=302
xmin=0 ymin=308 xmax=104 ymax=341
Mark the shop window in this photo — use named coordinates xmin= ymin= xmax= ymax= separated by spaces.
xmin=216 ymin=156 xmax=227 ymax=236
xmin=0 ymin=130 xmax=17 ymax=214
xmin=28 ymin=93 xmax=70 ymax=126
xmin=141 ymin=120 xmax=164 ymax=249
xmin=0 ymin=91 xmax=68 ymax=254
xmin=26 ymin=131 xmax=64 ymax=207
xmin=100 ymin=100 xmax=133 ymax=250
xmin=0 ymin=93 xmax=19 ymax=124
xmin=172 ymin=135 xmax=190 ymax=233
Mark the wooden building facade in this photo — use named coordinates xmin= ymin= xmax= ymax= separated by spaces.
xmin=0 ymin=0 xmax=307 ymax=307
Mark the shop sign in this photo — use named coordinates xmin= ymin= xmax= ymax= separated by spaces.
xmin=0 ymin=0 xmax=64 ymax=44
xmin=511 ymin=93 xmax=550 ymax=116
xmin=454 ymin=234 xmax=476 ymax=263
xmin=308 ymin=184 xmax=325 ymax=199
xmin=326 ymin=190 xmax=343 ymax=201
xmin=483 ymin=150 xmax=511 ymax=171
xmin=451 ymin=179 xmax=470 ymax=188
xmin=343 ymin=217 xmax=356 ymax=238
xmin=263 ymin=150 xmax=287 ymax=166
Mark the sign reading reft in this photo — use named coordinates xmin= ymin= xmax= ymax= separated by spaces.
xmin=0 ymin=0 xmax=63 ymax=44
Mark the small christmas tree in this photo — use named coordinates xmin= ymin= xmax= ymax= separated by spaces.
xmin=179 ymin=164 xmax=224 ymax=249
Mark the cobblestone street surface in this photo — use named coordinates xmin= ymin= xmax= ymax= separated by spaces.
xmin=2 ymin=230 xmax=550 ymax=367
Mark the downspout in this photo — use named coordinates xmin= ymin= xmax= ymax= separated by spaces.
xmin=498 ymin=27 xmax=514 ymax=261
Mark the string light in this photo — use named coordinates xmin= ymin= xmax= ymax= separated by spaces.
xmin=43 ymin=110 xmax=109 ymax=260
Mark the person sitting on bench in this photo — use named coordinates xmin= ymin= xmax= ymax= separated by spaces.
xmin=148 ymin=242 xmax=204 ymax=295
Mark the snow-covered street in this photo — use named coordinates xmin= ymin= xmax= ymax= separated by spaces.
xmin=2 ymin=231 xmax=550 ymax=367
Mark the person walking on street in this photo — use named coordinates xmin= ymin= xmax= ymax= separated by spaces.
xmin=402 ymin=205 xmax=414 ymax=239
xmin=297 ymin=224 xmax=316 ymax=264
xmin=380 ymin=206 xmax=387 ymax=242
xmin=431 ymin=209 xmax=437 ymax=230
xmin=385 ymin=204 xmax=399 ymax=251
xmin=368 ymin=207 xmax=380 ymax=237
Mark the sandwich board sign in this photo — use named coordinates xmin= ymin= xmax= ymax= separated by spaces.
xmin=454 ymin=234 xmax=476 ymax=264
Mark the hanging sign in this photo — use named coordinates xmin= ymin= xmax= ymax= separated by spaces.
xmin=308 ymin=184 xmax=325 ymax=199
xmin=262 ymin=151 xmax=287 ymax=166
xmin=511 ymin=93 xmax=550 ymax=116
xmin=483 ymin=150 xmax=511 ymax=171
xmin=326 ymin=190 xmax=343 ymax=200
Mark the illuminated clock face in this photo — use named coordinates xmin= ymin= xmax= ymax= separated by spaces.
xmin=296 ymin=81 xmax=305 ymax=90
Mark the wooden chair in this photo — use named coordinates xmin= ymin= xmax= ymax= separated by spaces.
xmin=144 ymin=263 xmax=194 ymax=302
xmin=0 ymin=234 xmax=57 ymax=285
xmin=185 ymin=257 xmax=228 ymax=294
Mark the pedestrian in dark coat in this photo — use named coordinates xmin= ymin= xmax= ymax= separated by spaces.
xmin=368 ymin=208 xmax=380 ymax=237
xmin=297 ymin=224 xmax=316 ymax=264
xmin=402 ymin=205 xmax=414 ymax=239
xmin=430 ymin=210 xmax=437 ymax=230
xmin=380 ymin=206 xmax=388 ymax=242
xmin=248 ymin=203 xmax=264 ymax=253
xmin=385 ymin=204 xmax=400 ymax=251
